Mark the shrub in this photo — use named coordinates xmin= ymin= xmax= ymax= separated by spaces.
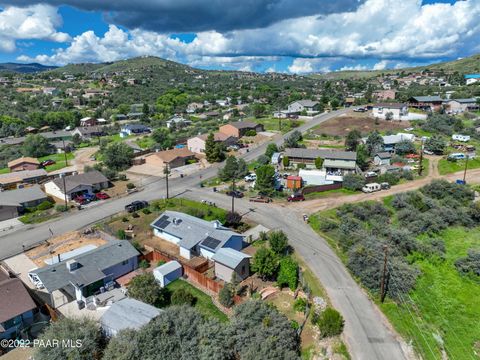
xmin=268 ymin=230 xmax=289 ymax=255
xmin=277 ymin=257 xmax=298 ymax=290
xmin=157 ymin=260 xmax=166 ymax=267
xmin=36 ymin=200 xmax=54 ymax=211
xmin=122 ymin=216 xmax=129 ymax=222
xmin=290 ymin=320 xmax=300 ymax=330
xmin=171 ymin=288 xmax=195 ymax=306
xmin=455 ymin=249 xmax=480 ymax=277
xmin=219 ymin=283 xmax=234 ymax=308
xmin=117 ymin=229 xmax=127 ymax=240
xmin=131 ymin=212 xmax=140 ymax=218
xmin=293 ymin=297 xmax=307 ymax=313
xmin=343 ymin=173 xmax=365 ymax=191
xmin=142 ymin=208 xmax=151 ymax=214
xmin=314 ymin=307 xmax=344 ymax=338
xmin=251 ymin=247 xmax=278 ymax=280
xmin=126 ymin=182 xmax=136 ymax=190
xmin=139 ymin=259 xmax=150 ymax=269
xmin=245 ymin=129 xmax=257 ymax=136
xmin=55 ymin=204 xmax=68 ymax=212
xmin=127 ymin=273 xmax=167 ymax=307
xmin=225 ymin=211 xmax=242 ymax=228
xmin=118 ymin=173 xmax=127 ymax=181
xmin=282 ymin=156 xmax=290 ymax=167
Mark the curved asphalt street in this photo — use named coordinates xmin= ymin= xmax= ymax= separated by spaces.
xmin=0 ymin=109 xmax=411 ymax=360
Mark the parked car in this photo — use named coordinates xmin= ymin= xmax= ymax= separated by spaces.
xmin=423 ymin=149 xmax=434 ymax=155
xmin=362 ymin=183 xmax=381 ymax=193
xmin=380 ymin=182 xmax=391 ymax=190
xmin=287 ymin=193 xmax=305 ymax=202
xmin=226 ymin=190 xmax=244 ymax=198
xmin=353 ymin=107 xmax=367 ymax=112
xmin=95 ymin=192 xmax=110 ymax=200
xmin=249 ymin=195 xmax=272 ymax=203
xmin=125 ymin=200 xmax=149 ymax=212
xmin=244 ymin=173 xmax=257 ymax=182
xmin=41 ymin=159 xmax=56 ymax=167
xmin=73 ymin=195 xmax=89 ymax=205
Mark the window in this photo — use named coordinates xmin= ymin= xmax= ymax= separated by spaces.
xmin=121 ymin=259 xmax=129 ymax=266
xmin=241 ymin=265 xmax=245 ymax=275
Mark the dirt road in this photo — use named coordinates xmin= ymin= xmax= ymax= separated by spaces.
xmin=290 ymin=166 xmax=480 ymax=213
xmin=72 ymin=146 xmax=99 ymax=172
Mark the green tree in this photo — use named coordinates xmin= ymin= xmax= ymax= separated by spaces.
xmin=205 ymin=132 xmax=224 ymax=163
xmin=265 ymin=143 xmax=279 ymax=158
xmin=343 ymin=173 xmax=365 ymax=191
xmin=345 ymin=129 xmax=362 ymax=151
xmin=102 ymin=142 xmax=134 ymax=171
xmin=366 ymin=131 xmax=384 ymax=156
xmin=71 ymin=133 xmax=82 ymax=146
xmin=252 ymin=103 xmax=266 ymax=118
xmin=314 ymin=157 xmax=324 ymax=169
xmin=219 ymin=283 xmax=235 ymax=308
xmin=127 ymin=273 xmax=168 ymax=307
xmin=282 ymin=156 xmax=290 ymax=167
xmin=284 ymin=130 xmax=303 ymax=148
xmin=425 ymin=135 xmax=447 ymax=155
xmin=251 ymin=246 xmax=278 ymax=280
xmin=254 ymin=165 xmax=276 ymax=195
xmin=269 ymin=230 xmax=289 ymax=255
xmin=219 ymin=155 xmax=238 ymax=181
xmin=356 ymin=144 xmax=369 ymax=171
xmin=152 ymin=128 xmax=174 ymax=150
xmin=171 ymin=288 xmax=195 ymax=306
xmin=34 ymin=317 xmax=103 ymax=360
xmin=395 ymin=140 xmax=416 ymax=155
xmin=314 ymin=307 xmax=344 ymax=338
xmin=277 ymin=257 xmax=298 ymax=290
xmin=22 ymin=134 xmax=52 ymax=157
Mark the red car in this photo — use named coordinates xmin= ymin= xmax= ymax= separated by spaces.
xmin=41 ymin=159 xmax=56 ymax=167
xmin=287 ymin=193 xmax=305 ymax=202
xmin=95 ymin=192 xmax=110 ymax=200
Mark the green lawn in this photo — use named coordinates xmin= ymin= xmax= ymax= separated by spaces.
xmin=438 ymin=157 xmax=480 ymax=175
xmin=166 ymin=279 xmax=228 ymax=322
xmin=135 ymin=136 xmax=155 ymax=149
xmin=39 ymin=152 xmax=75 ymax=172
xmin=303 ymin=188 xmax=357 ymax=200
xmin=0 ymin=167 xmax=10 ymax=174
xmin=253 ymin=117 xmax=305 ymax=134
xmin=19 ymin=211 xmax=60 ymax=224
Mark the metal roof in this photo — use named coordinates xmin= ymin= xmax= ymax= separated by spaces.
xmin=410 ymin=96 xmax=443 ymax=102
xmin=151 ymin=210 xmax=241 ymax=251
xmin=153 ymin=261 xmax=182 ymax=277
xmin=100 ymin=298 xmax=161 ymax=333
xmin=284 ymin=148 xmax=357 ymax=161
xmin=212 ymin=248 xmax=251 ymax=269
xmin=323 ymin=159 xmax=357 ymax=170
xmin=33 ymin=240 xmax=139 ymax=292
xmin=0 ymin=185 xmax=47 ymax=207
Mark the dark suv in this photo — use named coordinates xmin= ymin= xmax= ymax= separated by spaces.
xmin=125 ymin=200 xmax=149 ymax=213
xmin=287 ymin=193 xmax=305 ymax=202
xmin=226 ymin=190 xmax=244 ymax=198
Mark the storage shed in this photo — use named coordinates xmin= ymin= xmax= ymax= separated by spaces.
xmin=153 ymin=261 xmax=183 ymax=287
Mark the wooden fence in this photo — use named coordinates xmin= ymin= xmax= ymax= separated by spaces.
xmin=302 ymin=182 xmax=342 ymax=195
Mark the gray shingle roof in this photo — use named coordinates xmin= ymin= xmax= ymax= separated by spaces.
xmin=448 ymin=98 xmax=478 ymax=104
xmin=212 ymin=248 xmax=250 ymax=269
xmin=51 ymin=170 xmax=109 ymax=193
xmin=33 ymin=240 xmax=139 ymax=292
xmin=375 ymin=152 xmax=392 ymax=159
xmin=226 ymin=121 xmax=260 ymax=130
xmin=0 ymin=169 xmax=47 ymax=185
xmin=410 ymin=96 xmax=443 ymax=102
xmin=0 ymin=277 xmax=36 ymax=323
xmin=373 ymin=103 xmax=406 ymax=109
xmin=0 ymin=185 xmax=47 ymax=206
xmin=284 ymin=148 xmax=357 ymax=161
xmin=151 ymin=210 xmax=241 ymax=250
xmin=153 ymin=261 xmax=182 ymax=276
xmin=100 ymin=298 xmax=161 ymax=334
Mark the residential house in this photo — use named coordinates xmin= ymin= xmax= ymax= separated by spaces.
xmin=42 ymin=87 xmax=59 ymax=96
xmin=284 ymin=148 xmax=357 ymax=178
xmin=153 ymin=261 xmax=183 ymax=287
xmin=150 ymin=211 xmax=243 ymax=260
xmin=145 ymin=148 xmax=197 ymax=169
xmin=372 ymin=103 xmax=408 ymax=120
xmin=373 ymin=90 xmax=396 ymax=100
xmin=219 ymin=121 xmax=264 ymax=138
xmin=44 ymin=170 xmax=109 ymax=201
xmin=344 ymin=97 xmax=355 ymax=107
xmin=166 ymin=115 xmax=192 ymax=129
xmin=374 ymin=152 xmax=392 ymax=166
xmin=287 ymin=100 xmax=320 ymax=115
xmin=186 ymin=102 xmax=203 ymax=113
xmin=0 ymin=185 xmax=48 ymax=221
xmin=0 ymin=169 xmax=48 ymax=190
xmin=381 ymin=133 xmax=415 ymax=152
xmin=465 ymin=74 xmax=480 ymax=85
xmin=445 ymin=98 xmax=479 ymax=114
xmin=298 ymin=169 xmax=332 ymax=186
xmin=7 ymin=157 xmax=40 ymax=172
xmin=71 ymin=126 xmax=107 ymax=140
xmin=408 ymin=96 xmax=444 ymax=111
xmin=79 ymin=117 xmax=98 ymax=127
xmin=119 ymin=124 xmax=151 ymax=138
xmin=212 ymin=248 xmax=251 ymax=282
xmin=29 ymin=240 xmax=139 ymax=308
xmin=0 ymin=269 xmax=37 ymax=340
xmin=100 ymin=298 xmax=161 ymax=337
xmin=187 ymin=133 xmax=237 ymax=154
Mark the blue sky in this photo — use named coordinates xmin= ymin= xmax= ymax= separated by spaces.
xmin=0 ymin=0 xmax=478 ymax=73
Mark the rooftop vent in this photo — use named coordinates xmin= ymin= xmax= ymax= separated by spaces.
xmin=66 ymin=259 xmax=79 ymax=272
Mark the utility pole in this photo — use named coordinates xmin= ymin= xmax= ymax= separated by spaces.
xmin=463 ymin=155 xmax=469 ymax=184
xmin=61 ymin=174 xmax=68 ymax=211
xmin=231 ymin=178 xmax=235 ymax=213
xmin=164 ymin=163 xmax=170 ymax=199
xmin=380 ymin=245 xmax=389 ymax=303
xmin=62 ymin=139 xmax=69 ymax=167
xmin=418 ymin=139 xmax=424 ymax=176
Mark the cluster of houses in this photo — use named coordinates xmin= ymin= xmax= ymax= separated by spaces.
xmin=0 ymin=206 xmax=254 ymax=343
xmin=273 ymin=100 xmax=321 ymax=118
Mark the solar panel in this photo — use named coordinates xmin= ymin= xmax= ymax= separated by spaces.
xmin=154 ymin=215 xmax=170 ymax=229
xmin=201 ymin=236 xmax=221 ymax=250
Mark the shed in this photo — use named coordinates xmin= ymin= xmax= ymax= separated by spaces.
xmin=153 ymin=261 xmax=183 ymax=287
xmin=271 ymin=152 xmax=282 ymax=165
xmin=212 ymin=248 xmax=251 ymax=282
xmin=286 ymin=175 xmax=302 ymax=190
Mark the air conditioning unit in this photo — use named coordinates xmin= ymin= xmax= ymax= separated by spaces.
xmin=66 ymin=259 xmax=79 ymax=272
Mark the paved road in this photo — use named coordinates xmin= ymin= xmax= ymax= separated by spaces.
xmin=0 ymin=108 xmax=411 ymax=360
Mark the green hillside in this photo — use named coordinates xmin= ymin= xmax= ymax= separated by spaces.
xmin=312 ymin=53 xmax=480 ymax=80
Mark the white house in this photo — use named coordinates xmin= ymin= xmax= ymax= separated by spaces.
xmin=44 ymin=170 xmax=109 ymax=201
xmin=452 ymin=134 xmax=471 ymax=142
xmin=374 ymin=152 xmax=392 ymax=166
xmin=372 ymin=103 xmax=408 ymax=120
xmin=298 ymin=169 xmax=333 ymax=185
xmin=119 ymin=124 xmax=151 ymax=137
xmin=166 ymin=115 xmax=192 ymax=129
xmin=465 ymin=74 xmax=480 ymax=85
xmin=287 ymin=100 xmax=319 ymax=115
xmin=445 ymin=99 xmax=479 ymax=114
xmin=150 ymin=211 xmax=243 ymax=260
xmin=153 ymin=261 xmax=183 ymax=287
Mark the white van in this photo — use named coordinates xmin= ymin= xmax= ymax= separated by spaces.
xmin=362 ymin=183 xmax=381 ymax=193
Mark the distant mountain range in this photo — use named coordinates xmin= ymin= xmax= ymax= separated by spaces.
xmin=1 ymin=53 xmax=479 ymax=78
xmin=0 ymin=62 xmax=58 ymax=73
